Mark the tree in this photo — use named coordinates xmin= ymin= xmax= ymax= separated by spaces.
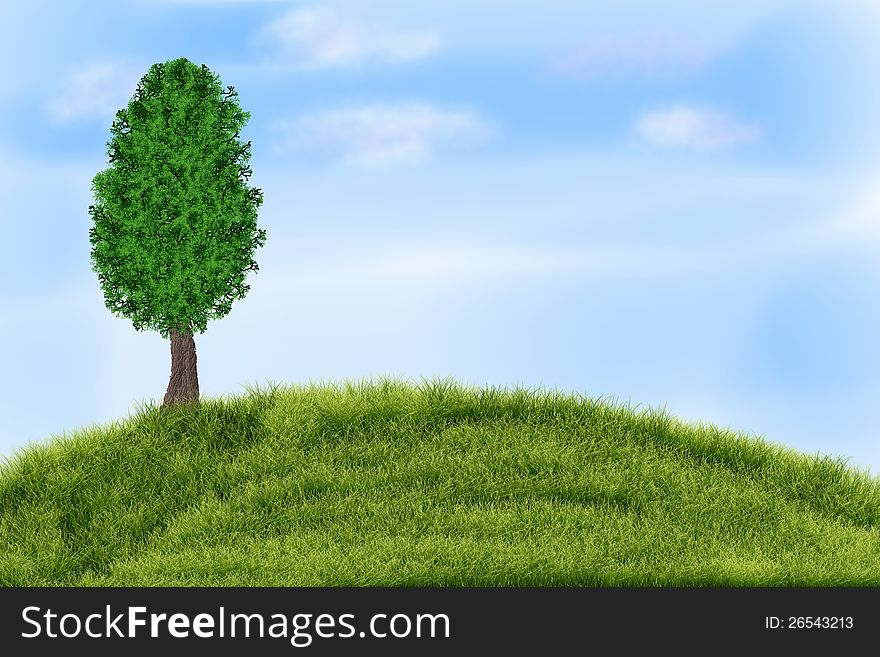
xmin=89 ymin=58 xmax=265 ymax=406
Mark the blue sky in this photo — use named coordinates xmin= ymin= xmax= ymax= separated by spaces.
xmin=2 ymin=0 xmax=880 ymax=476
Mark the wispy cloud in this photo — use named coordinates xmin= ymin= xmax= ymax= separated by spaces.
xmin=279 ymin=244 xmax=597 ymax=289
xmin=551 ymin=35 xmax=714 ymax=80
xmin=633 ymin=104 xmax=762 ymax=151
xmin=46 ymin=62 xmax=141 ymax=124
xmin=813 ymin=174 xmax=880 ymax=248
xmin=275 ymin=103 xmax=492 ymax=166
xmin=259 ymin=6 xmax=438 ymax=71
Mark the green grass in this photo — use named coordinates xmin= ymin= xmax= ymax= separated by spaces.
xmin=2 ymin=378 xmax=879 ymax=586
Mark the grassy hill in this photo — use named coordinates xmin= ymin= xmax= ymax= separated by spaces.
xmin=2 ymin=379 xmax=879 ymax=586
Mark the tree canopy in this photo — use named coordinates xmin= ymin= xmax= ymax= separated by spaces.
xmin=89 ymin=57 xmax=265 ymax=338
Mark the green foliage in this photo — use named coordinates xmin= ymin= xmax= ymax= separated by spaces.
xmin=1 ymin=379 xmax=879 ymax=586
xmin=88 ymin=58 xmax=265 ymax=337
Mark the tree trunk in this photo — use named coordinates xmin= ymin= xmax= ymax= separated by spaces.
xmin=163 ymin=329 xmax=199 ymax=407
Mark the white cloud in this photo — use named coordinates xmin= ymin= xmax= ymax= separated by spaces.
xmin=46 ymin=62 xmax=141 ymax=123
xmin=150 ymin=0 xmax=289 ymax=3
xmin=275 ymin=103 xmax=492 ymax=166
xmin=260 ymin=6 xmax=438 ymax=70
xmin=844 ymin=0 xmax=880 ymax=22
xmin=551 ymin=35 xmax=714 ymax=80
xmin=633 ymin=104 xmax=762 ymax=151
